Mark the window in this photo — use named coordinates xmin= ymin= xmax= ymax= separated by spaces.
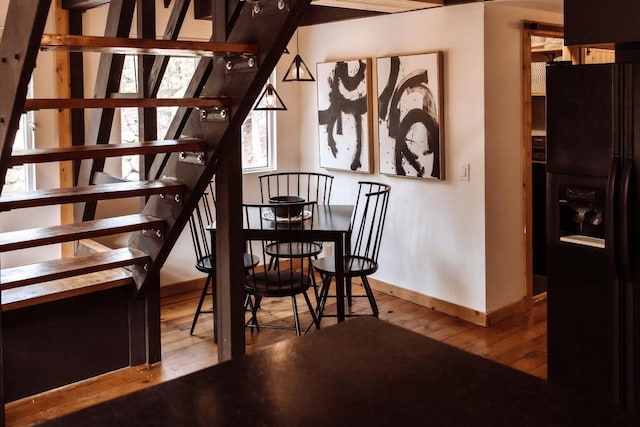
xmin=119 ymin=55 xmax=274 ymax=180
xmin=5 ymin=89 xmax=35 ymax=192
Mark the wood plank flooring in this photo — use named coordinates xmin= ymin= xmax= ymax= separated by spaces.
xmin=4 ymin=284 xmax=547 ymax=426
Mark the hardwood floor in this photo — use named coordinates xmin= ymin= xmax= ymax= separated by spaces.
xmin=4 ymin=283 xmax=547 ymax=426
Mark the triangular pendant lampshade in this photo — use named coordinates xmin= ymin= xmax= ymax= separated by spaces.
xmin=283 ymin=54 xmax=315 ymax=82
xmin=254 ymin=83 xmax=287 ymax=111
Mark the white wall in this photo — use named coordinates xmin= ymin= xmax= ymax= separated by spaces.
xmin=292 ymin=4 xmax=489 ymax=312
xmin=284 ymin=2 xmax=560 ymax=314
xmin=483 ymin=3 xmax=561 ymax=311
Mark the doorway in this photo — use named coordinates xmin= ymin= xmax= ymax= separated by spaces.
xmin=522 ymin=22 xmax=565 ymax=299
xmin=522 ymin=22 xmax=615 ymax=300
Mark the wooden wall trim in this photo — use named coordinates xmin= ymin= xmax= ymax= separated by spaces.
xmin=55 ymin=0 xmax=75 ymax=258
xmin=366 ymin=277 xmax=489 ymax=326
xmin=164 ymin=273 xmax=532 ymax=328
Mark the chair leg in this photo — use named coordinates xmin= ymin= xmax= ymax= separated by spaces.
xmin=316 ymin=274 xmax=333 ymax=321
xmin=361 ymin=276 xmax=379 ymax=317
xmin=307 ymin=256 xmax=320 ymax=303
xmin=291 ymin=296 xmax=302 ymax=336
xmin=303 ymin=291 xmax=321 ymax=331
xmin=245 ymin=294 xmax=260 ymax=331
xmin=190 ymin=273 xmax=213 ymax=335
xmin=346 ymin=277 xmax=353 ymax=307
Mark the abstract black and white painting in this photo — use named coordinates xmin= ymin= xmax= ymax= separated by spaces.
xmin=377 ymin=52 xmax=444 ymax=180
xmin=317 ymin=59 xmax=372 ymax=173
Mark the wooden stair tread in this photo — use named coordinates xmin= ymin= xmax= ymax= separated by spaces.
xmin=0 ymin=214 xmax=164 ymax=252
xmin=1 ymin=269 xmax=133 ymax=311
xmin=24 ymin=97 xmax=227 ymax=111
xmin=39 ymin=34 xmax=257 ymax=56
xmin=0 ymin=180 xmax=184 ymax=212
xmin=9 ymin=139 xmax=205 ymax=166
xmin=0 ymin=247 xmax=150 ymax=290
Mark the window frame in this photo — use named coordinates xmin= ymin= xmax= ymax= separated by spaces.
xmin=118 ymin=54 xmax=276 ymax=179
xmin=5 ymin=85 xmax=36 ymax=192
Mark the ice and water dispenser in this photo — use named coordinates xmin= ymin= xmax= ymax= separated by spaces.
xmin=557 ymin=184 xmax=605 ymax=248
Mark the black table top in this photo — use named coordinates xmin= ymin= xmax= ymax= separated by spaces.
xmin=241 ymin=203 xmax=353 ymax=239
xmin=43 ymin=317 xmax=633 ymax=426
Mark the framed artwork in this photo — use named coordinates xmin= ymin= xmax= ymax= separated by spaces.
xmin=377 ymin=51 xmax=444 ymax=180
xmin=317 ymin=58 xmax=373 ymax=173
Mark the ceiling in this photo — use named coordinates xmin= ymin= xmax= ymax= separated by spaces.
xmin=310 ymin=0 xmax=443 ymax=13
xmin=309 ymin=0 xmax=563 ymax=14
xmin=492 ymin=0 xmax=563 ymax=13
xmin=302 ymin=0 xmax=563 ymax=26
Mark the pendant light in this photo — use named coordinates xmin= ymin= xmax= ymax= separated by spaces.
xmin=254 ymin=83 xmax=287 ymax=111
xmin=282 ymin=30 xmax=315 ymax=82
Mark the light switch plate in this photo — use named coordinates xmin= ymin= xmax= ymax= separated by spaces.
xmin=460 ymin=163 xmax=470 ymax=181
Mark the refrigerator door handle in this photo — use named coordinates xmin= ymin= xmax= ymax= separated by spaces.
xmin=620 ymin=154 xmax=635 ymax=410
xmin=606 ymin=154 xmax=620 ymax=272
xmin=620 ymin=157 xmax=632 ymax=278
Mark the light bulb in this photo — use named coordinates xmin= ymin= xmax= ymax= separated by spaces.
xmin=294 ymin=56 xmax=304 ymax=79
xmin=265 ymin=87 xmax=276 ymax=107
xmin=288 ymin=62 xmax=298 ymax=78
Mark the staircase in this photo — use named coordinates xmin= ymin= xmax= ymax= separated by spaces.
xmin=0 ymin=0 xmax=309 ymax=416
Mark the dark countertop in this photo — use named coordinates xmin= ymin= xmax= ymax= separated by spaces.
xmin=42 ymin=317 xmax=633 ymax=426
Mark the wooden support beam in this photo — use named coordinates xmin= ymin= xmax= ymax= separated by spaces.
xmin=54 ymin=0 xmax=76 ymax=258
xmin=138 ymin=0 xmax=158 ymax=184
xmin=68 ymin=10 xmax=86 ymax=184
xmin=129 ymin=268 xmax=161 ymax=365
xmin=214 ymin=129 xmax=245 ymax=362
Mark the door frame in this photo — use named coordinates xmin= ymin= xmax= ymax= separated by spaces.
xmin=521 ymin=21 xmax=569 ymax=301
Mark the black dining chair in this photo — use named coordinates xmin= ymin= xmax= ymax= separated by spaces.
xmin=258 ymin=172 xmax=334 ymax=300
xmin=188 ymin=181 xmax=259 ymax=340
xmin=313 ymin=181 xmax=391 ymax=320
xmin=243 ymin=200 xmax=321 ymax=336
xmin=258 ymin=171 xmax=334 ymax=205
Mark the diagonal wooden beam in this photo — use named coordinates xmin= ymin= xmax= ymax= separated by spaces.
xmin=147 ymin=56 xmax=214 ymax=180
xmin=0 ymin=0 xmax=54 ymax=421
xmin=147 ymin=0 xmax=193 ymax=97
xmin=0 ymin=0 xmax=53 ymax=193
xmin=137 ymin=0 xmax=158 ymax=181
xmin=75 ymin=0 xmax=136 ymax=222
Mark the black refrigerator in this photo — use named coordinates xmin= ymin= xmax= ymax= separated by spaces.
xmin=546 ymin=61 xmax=640 ymax=412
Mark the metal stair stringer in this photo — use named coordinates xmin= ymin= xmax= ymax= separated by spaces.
xmin=130 ymin=0 xmax=313 ymax=296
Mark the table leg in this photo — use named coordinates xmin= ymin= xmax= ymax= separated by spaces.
xmin=334 ymin=236 xmax=345 ymax=322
